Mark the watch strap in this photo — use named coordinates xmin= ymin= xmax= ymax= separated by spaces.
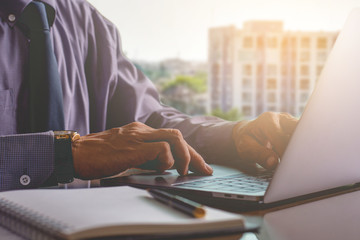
xmin=54 ymin=136 xmax=75 ymax=184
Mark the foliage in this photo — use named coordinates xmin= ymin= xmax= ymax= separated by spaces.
xmin=211 ymin=108 xmax=243 ymax=121
xmin=161 ymin=74 xmax=207 ymax=93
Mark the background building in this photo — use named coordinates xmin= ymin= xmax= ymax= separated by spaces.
xmin=208 ymin=21 xmax=338 ymax=119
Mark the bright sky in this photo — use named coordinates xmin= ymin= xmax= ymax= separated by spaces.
xmin=88 ymin=0 xmax=360 ymax=61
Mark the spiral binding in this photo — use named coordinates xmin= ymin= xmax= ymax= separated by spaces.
xmin=0 ymin=197 xmax=72 ymax=240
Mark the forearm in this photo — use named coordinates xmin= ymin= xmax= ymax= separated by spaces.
xmin=0 ymin=131 xmax=54 ymax=191
xmin=94 ymin=19 xmax=239 ymax=167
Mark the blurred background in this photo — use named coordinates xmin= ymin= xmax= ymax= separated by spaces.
xmin=88 ymin=0 xmax=360 ymax=121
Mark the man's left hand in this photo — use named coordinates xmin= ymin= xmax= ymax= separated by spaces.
xmin=232 ymin=112 xmax=298 ymax=171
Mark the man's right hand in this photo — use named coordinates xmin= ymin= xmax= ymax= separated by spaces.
xmin=71 ymin=122 xmax=213 ymax=179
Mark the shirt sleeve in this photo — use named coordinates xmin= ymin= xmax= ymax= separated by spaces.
xmin=85 ymin=5 xmax=240 ymax=166
xmin=0 ymin=131 xmax=54 ymax=191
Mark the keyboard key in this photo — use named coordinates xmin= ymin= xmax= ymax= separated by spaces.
xmin=173 ymin=172 xmax=272 ymax=193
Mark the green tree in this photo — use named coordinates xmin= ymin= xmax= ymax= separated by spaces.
xmin=162 ymin=74 xmax=207 ymax=93
xmin=161 ymin=74 xmax=207 ymax=115
xmin=211 ymin=108 xmax=243 ymax=121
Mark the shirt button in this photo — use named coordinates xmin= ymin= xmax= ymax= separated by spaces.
xmin=8 ymin=14 xmax=16 ymax=22
xmin=20 ymin=175 xmax=31 ymax=186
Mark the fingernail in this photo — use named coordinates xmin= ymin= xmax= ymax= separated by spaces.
xmin=266 ymin=141 xmax=272 ymax=149
xmin=266 ymin=157 xmax=276 ymax=168
xmin=205 ymin=164 xmax=213 ymax=174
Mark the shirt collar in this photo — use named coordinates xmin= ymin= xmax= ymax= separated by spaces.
xmin=0 ymin=0 xmax=57 ymax=28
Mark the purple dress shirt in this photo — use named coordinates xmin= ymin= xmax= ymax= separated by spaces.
xmin=0 ymin=0 xmax=238 ymax=191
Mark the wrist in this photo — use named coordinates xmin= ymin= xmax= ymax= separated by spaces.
xmin=232 ymin=120 xmax=249 ymax=142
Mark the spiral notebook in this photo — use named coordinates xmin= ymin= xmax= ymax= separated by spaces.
xmin=0 ymin=186 xmax=246 ymax=240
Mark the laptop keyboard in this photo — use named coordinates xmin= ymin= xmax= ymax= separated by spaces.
xmin=173 ymin=171 xmax=273 ymax=194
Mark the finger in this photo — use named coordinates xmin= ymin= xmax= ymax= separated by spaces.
xmin=187 ymin=144 xmax=213 ymax=175
xmin=254 ymin=112 xmax=294 ymax=158
xmin=279 ymin=112 xmax=298 ymax=135
xmin=235 ymin=134 xmax=279 ymax=170
xmin=268 ymin=113 xmax=298 ymax=157
xmin=142 ymin=129 xmax=191 ymax=175
xmin=267 ymin=133 xmax=288 ymax=158
xmin=269 ymin=113 xmax=298 ymax=157
xmin=139 ymin=141 xmax=175 ymax=172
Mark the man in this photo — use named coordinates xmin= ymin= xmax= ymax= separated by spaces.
xmin=0 ymin=0 xmax=297 ymax=191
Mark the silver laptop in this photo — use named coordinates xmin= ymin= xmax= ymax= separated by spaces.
xmin=102 ymin=8 xmax=360 ymax=207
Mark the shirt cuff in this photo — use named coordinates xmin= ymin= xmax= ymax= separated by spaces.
xmin=0 ymin=131 xmax=54 ymax=191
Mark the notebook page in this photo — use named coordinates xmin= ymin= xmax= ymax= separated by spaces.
xmin=0 ymin=186 xmax=244 ymax=239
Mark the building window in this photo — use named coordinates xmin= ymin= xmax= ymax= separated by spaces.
xmin=317 ymin=37 xmax=327 ymax=49
xmin=301 ymin=37 xmax=310 ymax=48
xmin=300 ymin=92 xmax=309 ymax=103
xmin=243 ymin=64 xmax=252 ymax=76
xmin=267 ymin=92 xmax=276 ymax=103
xmin=300 ymin=79 xmax=310 ymax=90
xmin=281 ymin=50 xmax=288 ymax=61
xmin=257 ymin=36 xmax=264 ymax=49
xmin=267 ymin=64 xmax=277 ymax=76
xmin=300 ymin=65 xmax=309 ymax=76
xmin=300 ymin=51 xmax=310 ymax=62
xmin=267 ymin=37 xmax=277 ymax=48
xmin=281 ymin=38 xmax=288 ymax=49
xmin=242 ymin=92 xmax=252 ymax=102
xmin=242 ymin=106 xmax=252 ymax=116
xmin=243 ymin=37 xmax=253 ymax=48
xmin=242 ymin=78 xmax=252 ymax=89
xmin=267 ymin=78 xmax=277 ymax=89
xmin=317 ymin=52 xmax=327 ymax=62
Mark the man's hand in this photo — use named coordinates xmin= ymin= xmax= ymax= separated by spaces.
xmin=72 ymin=122 xmax=213 ymax=179
xmin=232 ymin=112 xmax=298 ymax=171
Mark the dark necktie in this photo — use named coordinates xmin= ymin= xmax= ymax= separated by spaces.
xmin=17 ymin=1 xmax=65 ymax=132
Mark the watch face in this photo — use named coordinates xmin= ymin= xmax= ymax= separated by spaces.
xmin=54 ymin=130 xmax=77 ymax=140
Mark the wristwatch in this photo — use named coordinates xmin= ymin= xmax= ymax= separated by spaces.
xmin=54 ymin=131 xmax=80 ymax=184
